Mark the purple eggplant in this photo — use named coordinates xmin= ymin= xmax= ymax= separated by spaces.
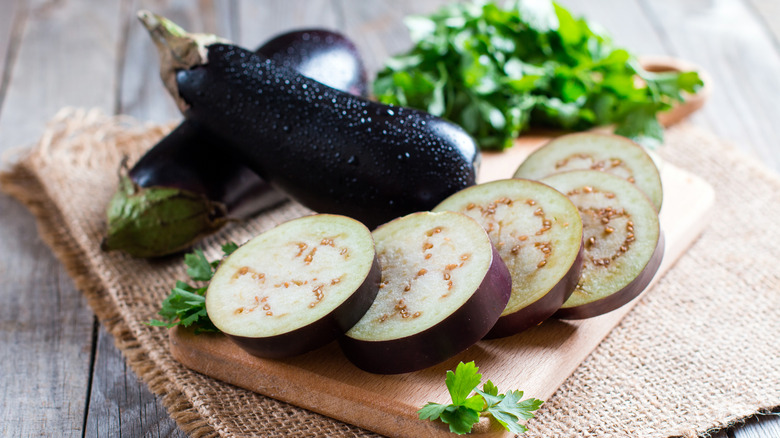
xmin=138 ymin=12 xmax=480 ymax=230
xmin=103 ymin=29 xmax=368 ymax=258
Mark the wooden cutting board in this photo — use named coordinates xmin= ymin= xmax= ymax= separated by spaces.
xmin=169 ymin=130 xmax=715 ymax=437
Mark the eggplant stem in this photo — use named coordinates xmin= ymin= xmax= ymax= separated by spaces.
xmin=136 ymin=10 xmax=229 ymax=112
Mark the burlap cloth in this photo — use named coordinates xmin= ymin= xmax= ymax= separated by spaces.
xmin=1 ymin=108 xmax=778 ymax=437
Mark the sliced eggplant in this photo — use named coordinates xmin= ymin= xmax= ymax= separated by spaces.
xmin=513 ymin=133 xmax=663 ymax=211
xmin=205 ymin=214 xmax=380 ymax=358
xmin=540 ymin=170 xmax=664 ymax=319
xmin=103 ymin=28 xmax=369 ymax=258
xmin=138 ymin=12 xmax=480 ymax=229
xmin=340 ymin=212 xmax=511 ymax=374
xmin=433 ymin=179 xmax=583 ymax=338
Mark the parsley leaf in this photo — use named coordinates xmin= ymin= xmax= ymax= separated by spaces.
xmin=185 ymin=249 xmax=213 ymax=282
xmin=446 ymin=361 xmax=483 ymax=405
xmin=440 ymin=405 xmax=481 ymax=435
xmin=221 ymin=241 xmax=239 ymax=256
xmin=374 ymin=0 xmax=703 ymax=149
xmin=148 ymin=242 xmax=238 ymax=333
xmin=418 ymin=361 xmax=543 ymax=434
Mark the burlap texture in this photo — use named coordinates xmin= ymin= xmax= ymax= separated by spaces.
xmin=0 ymin=107 xmax=777 ymax=437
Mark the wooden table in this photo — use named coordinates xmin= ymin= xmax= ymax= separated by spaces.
xmin=0 ymin=1 xmax=777 ymax=436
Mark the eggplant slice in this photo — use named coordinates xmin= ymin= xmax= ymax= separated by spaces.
xmin=514 ymin=132 xmax=663 ymax=211
xmin=541 ymin=170 xmax=664 ymax=319
xmin=340 ymin=211 xmax=511 ymax=374
xmin=206 ymin=214 xmax=380 ymax=358
xmin=434 ymin=179 xmax=584 ymax=338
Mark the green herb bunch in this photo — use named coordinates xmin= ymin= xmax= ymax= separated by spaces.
xmin=374 ymin=0 xmax=703 ymax=150
xmin=419 ymin=361 xmax=543 ymax=434
xmin=148 ymin=242 xmax=238 ymax=333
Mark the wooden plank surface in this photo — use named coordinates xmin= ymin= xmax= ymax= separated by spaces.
xmin=0 ymin=0 xmax=123 ymax=436
xmin=236 ymin=0 xmax=342 ymax=48
xmin=82 ymin=1 xmax=235 ymax=436
xmin=84 ymin=325 xmax=187 ymax=438
xmin=638 ymin=0 xmax=780 ymax=173
xmin=0 ymin=0 xmax=24 ymax=113
xmin=0 ymin=0 xmax=778 ymax=437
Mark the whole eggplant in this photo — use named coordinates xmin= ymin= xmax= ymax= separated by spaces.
xmin=103 ymin=28 xmax=369 ymax=258
xmin=139 ymin=12 xmax=480 ymax=230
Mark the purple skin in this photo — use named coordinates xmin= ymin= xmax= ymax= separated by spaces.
xmin=554 ymin=232 xmax=665 ymax=320
xmin=129 ymin=120 xmax=285 ymax=218
xmin=104 ymin=29 xmax=368 ymax=258
xmin=225 ymin=255 xmax=381 ymax=359
xmin=132 ymin=29 xmax=369 ymax=213
xmin=484 ymin=238 xmax=584 ymax=339
xmin=175 ymin=44 xmax=480 ymax=229
xmin=130 ymin=30 xmax=368 ymax=215
xmin=338 ymin=245 xmax=511 ymax=375
xmin=259 ymin=29 xmax=368 ymax=97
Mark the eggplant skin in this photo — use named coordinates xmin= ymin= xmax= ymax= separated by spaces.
xmin=259 ymin=29 xmax=367 ymax=97
xmin=338 ymin=244 xmax=510 ymax=374
xmin=130 ymin=120 xmax=282 ymax=217
xmin=105 ymin=30 xmax=369 ymax=257
xmin=176 ymin=44 xmax=480 ymax=229
xmin=484 ymin=238 xmax=584 ymax=339
xmin=130 ymin=29 xmax=370 ymax=209
xmin=554 ymin=232 xmax=665 ymax=320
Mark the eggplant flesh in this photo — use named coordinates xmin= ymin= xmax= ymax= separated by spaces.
xmin=340 ymin=212 xmax=511 ymax=374
xmin=104 ymin=28 xmax=368 ymax=258
xmin=433 ymin=179 xmax=585 ymax=338
xmin=174 ymin=43 xmax=479 ymax=229
xmin=206 ymin=214 xmax=380 ymax=358
xmin=540 ymin=170 xmax=663 ymax=319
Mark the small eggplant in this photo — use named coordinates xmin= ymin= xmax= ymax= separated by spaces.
xmin=103 ymin=28 xmax=369 ymax=258
xmin=138 ymin=11 xmax=480 ymax=230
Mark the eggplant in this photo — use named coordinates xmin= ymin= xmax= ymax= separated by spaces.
xmin=433 ymin=179 xmax=584 ymax=338
xmin=340 ymin=211 xmax=511 ymax=374
xmin=103 ymin=28 xmax=369 ymax=258
xmin=540 ymin=170 xmax=664 ymax=319
xmin=514 ymin=132 xmax=664 ymax=211
xmin=138 ymin=11 xmax=480 ymax=230
xmin=206 ymin=214 xmax=380 ymax=358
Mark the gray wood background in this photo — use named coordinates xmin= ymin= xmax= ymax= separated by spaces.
xmin=0 ymin=0 xmax=778 ymax=436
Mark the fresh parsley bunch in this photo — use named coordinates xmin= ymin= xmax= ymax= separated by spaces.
xmin=148 ymin=242 xmax=238 ymax=333
xmin=419 ymin=361 xmax=543 ymax=434
xmin=374 ymin=0 xmax=703 ymax=150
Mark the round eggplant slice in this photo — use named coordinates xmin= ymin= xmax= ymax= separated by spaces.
xmin=340 ymin=212 xmax=511 ymax=374
xmin=205 ymin=214 xmax=380 ymax=358
xmin=513 ymin=132 xmax=663 ymax=211
xmin=540 ymin=170 xmax=664 ymax=319
xmin=434 ymin=179 xmax=584 ymax=338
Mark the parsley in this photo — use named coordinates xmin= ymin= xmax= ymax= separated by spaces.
xmin=148 ymin=242 xmax=238 ymax=333
xmin=419 ymin=361 xmax=543 ymax=434
xmin=374 ymin=0 xmax=703 ymax=150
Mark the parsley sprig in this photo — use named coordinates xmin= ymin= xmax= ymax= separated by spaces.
xmin=419 ymin=361 xmax=543 ymax=434
xmin=148 ymin=242 xmax=238 ymax=333
xmin=374 ymin=0 xmax=703 ymax=150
